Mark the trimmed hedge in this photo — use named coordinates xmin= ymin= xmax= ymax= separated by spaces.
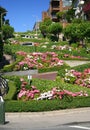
xmin=5 ymin=96 xmax=90 ymax=112
xmin=72 ymin=63 xmax=90 ymax=72
xmin=38 ymin=64 xmax=70 ymax=75
xmin=4 ymin=81 xmax=17 ymax=100
xmin=4 ymin=76 xmax=90 ymax=112
xmin=2 ymin=56 xmax=23 ymax=72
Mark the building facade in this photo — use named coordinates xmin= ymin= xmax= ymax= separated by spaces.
xmin=72 ymin=0 xmax=90 ymax=20
xmin=82 ymin=0 xmax=90 ymax=20
xmin=42 ymin=0 xmax=71 ymax=22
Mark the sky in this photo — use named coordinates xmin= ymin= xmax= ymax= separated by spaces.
xmin=0 ymin=0 xmax=50 ymax=32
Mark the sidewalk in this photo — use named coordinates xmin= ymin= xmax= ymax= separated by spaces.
xmin=0 ymin=107 xmax=90 ymax=130
xmin=64 ymin=60 xmax=90 ymax=67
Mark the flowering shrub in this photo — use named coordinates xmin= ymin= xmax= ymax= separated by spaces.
xmin=14 ymin=51 xmax=64 ymax=70
xmin=18 ymin=78 xmax=40 ymax=101
xmin=64 ymin=68 xmax=90 ymax=88
xmin=37 ymin=87 xmax=88 ymax=100
xmin=17 ymin=78 xmax=88 ymax=101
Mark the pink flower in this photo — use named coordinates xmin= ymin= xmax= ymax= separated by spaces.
xmin=72 ymin=71 xmax=82 ymax=78
xmin=84 ymin=68 xmax=90 ymax=74
xmin=18 ymin=88 xmax=26 ymax=99
xmin=31 ymin=86 xmax=36 ymax=90
xmin=20 ymin=78 xmax=24 ymax=82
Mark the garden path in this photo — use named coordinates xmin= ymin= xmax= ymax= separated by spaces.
xmin=64 ymin=60 xmax=90 ymax=67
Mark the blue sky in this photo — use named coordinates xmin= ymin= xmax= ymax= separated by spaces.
xmin=0 ymin=0 xmax=50 ymax=32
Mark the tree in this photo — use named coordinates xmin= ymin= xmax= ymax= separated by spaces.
xmin=0 ymin=6 xmax=7 ymax=61
xmin=65 ymin=8 xmax=75 ymax=23
xmin=5 ymin=19 xmax=10 ymax=25
xmin=48 ymin=22 xmax=63 ymax=41
xmin=39 ymin=18 xmax=52 ymax=38
xmin=56 ymin=11 xmax=66 ymax=22
xmin=0 ymin=6 xmax=8 ymax=28
xmin=2 ymin=25 xmax=14 ymax=40
xmin=0 ymin=6 xmax=14 ymax=61
xmin=64 ymin=21 xmax=90 ymax=46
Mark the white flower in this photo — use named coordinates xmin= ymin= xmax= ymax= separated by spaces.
xmin=51 ymin=45 xmax=56 ymax=49
xmin=42 ymin=45 xmax=47 ymax=48
xmin=27 ymin=55 xmax=33 ymax=58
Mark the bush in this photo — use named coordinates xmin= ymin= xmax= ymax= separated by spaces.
xmin=38 ymin=64 xmax=70 ymax=75
xmin=2 ymin=56 xmax=23 ymax=72
xmin=5 ymin=96 xmax=90 ymax=112
xmin=72 ymin=63 xmax=90 ymax=72
xmin=3 ymin=74 xmax=90 ymax=112
xmin=4 ymin=81 xmax=17 ymax=100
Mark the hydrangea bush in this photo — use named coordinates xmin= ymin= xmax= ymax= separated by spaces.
xmin=64 ymin=68 xmax=90 ymax=88
xmin=14 ymin=51 xmax=64 ymax=71
xmin=17 ymin=78 xmax=88 ymax=101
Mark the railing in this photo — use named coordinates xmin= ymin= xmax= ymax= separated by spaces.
xmin=0 ymin=75 xmax=9 ymax=96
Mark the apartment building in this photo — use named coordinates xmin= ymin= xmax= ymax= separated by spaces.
xmin=72 ymin=0 xmax=90 ymax=20
xmin=42 ymin=0 xmax=71 ymax=22
xmin=83 ymin=0 xmax=90 ymax=20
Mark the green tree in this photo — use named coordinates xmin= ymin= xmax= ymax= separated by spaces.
xmin=0 ymin=6 xmax=7 ymax=28
xmin=56 ymin=11 xmax=66 ymax=22
xmin=48 ymin=22 xmax=63 ymax=41
xmin=65 ymin=8 xmax=75 ymax=23
xmin=2 ymin=25 xmax=14 ymax=40
xmin=39 ymin=18 xmax=52 ymax=38
xmin=64 ymin=21 xmax=90 ymax=46
xmin=0 ymin=6 xmax=7 ymax=61
xmin=0 ymin=6 xmax=14 ymax=61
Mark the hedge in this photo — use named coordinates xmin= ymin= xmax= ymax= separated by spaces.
xmin=72 ymin=63 xmax=90 ymax=72
xmin=38 ymin=64 xmax=70 ymax=75
xmin=4 ymin=81 xmax=17 ymax=100
xmin=5 ymin=96 xmax=90 ymax=112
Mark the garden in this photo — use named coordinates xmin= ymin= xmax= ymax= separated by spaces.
xmin=1 ymin=39 xmax=90 ymax=112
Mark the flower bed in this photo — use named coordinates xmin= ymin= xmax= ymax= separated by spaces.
xmin=14 ymin=51 xmax=64 ymax=71
xmin=4 ymin=75 xmax=90 ymax=112
xmin=17 ymin=78 xmax=88 ymax=101
xmin=63 ymin=54 xmax=88 ymax=60
xmin=64 ymin=68 xmax=90 ymax=88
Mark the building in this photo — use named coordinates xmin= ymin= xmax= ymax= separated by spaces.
xmin=42 ymin=0 xmax=72 ymax=22
xmin=82 ymin=0 xmax=90 ymax=20
xmin=33 ymin=21 xmax=40 ymax=32
xmin=72 ymin=0 xmax=90 ymax=20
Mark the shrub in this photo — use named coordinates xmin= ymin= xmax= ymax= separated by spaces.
xmin=4 ymin=81 xmax=16 ymax=100
xmin=72 ymin=63 xmax=90 ymax=72
xmin=2 ymin=56 xmax=23 ymax=72
xmin=38 ymin=64 xmax=70 ymax=75
xmin=5 ymin=96 xmax=90 ymax=112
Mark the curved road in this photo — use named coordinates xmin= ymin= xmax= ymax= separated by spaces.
xmin=0 ymin=107 xmax=90 ymax=130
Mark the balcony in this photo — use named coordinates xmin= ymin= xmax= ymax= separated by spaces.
xmin=50 ymin=5 xmax=60 ymax=12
